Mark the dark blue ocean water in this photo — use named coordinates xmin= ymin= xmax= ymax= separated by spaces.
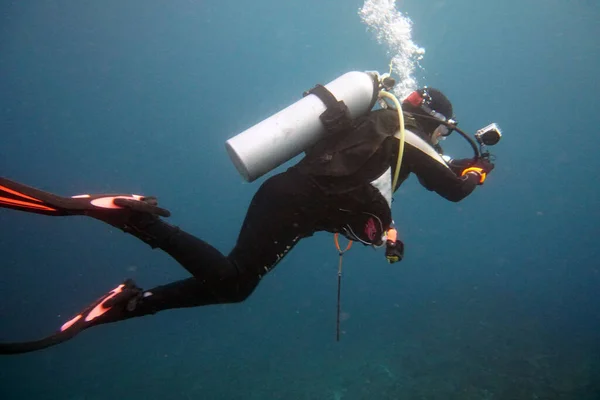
xmin=1 ymin=1 xmax=599 ymax=399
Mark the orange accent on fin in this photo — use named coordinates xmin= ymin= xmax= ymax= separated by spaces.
xmin=0 ymin=196 xmax=58 ymax=212
xmin=61 ymin=314 xmax=82 ymax=331
xmin=84 ymin=284 xmax=125 ymax=322
xmin=0 ymin=184 xmax=43 ymax=202
xmin=89 ymin=195 xmax=143 ymax=209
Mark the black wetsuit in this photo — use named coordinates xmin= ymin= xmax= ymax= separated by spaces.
xmin=121 ymin=108 xmax=481 ymax=320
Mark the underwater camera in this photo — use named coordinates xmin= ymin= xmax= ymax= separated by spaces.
xmin=475 ymin=123 xmax=502 ymax=146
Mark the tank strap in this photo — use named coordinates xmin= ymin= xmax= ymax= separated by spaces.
xmin=402 ymin=112 xmax=419 ymax=130
xmin=304 ymin=84 xmax=352 ymax=134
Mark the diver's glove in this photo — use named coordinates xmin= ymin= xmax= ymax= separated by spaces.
xmin=475 ymin=158 xmax=495 ymax=174
xmin=461 ymin=159 xmax=495 ymax=185
xmin=384 ymin=226 xmax=404 ymax=263
xmin=0 ymin=280 xmax=144 ymax=355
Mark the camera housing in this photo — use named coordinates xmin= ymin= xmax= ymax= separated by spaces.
xmin=475 ymin=123 xmax=502 ymax=146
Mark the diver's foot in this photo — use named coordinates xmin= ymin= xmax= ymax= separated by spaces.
xmin=0 ymin=280 xmax=144 ymax=355
xmin=61 ymin=279 xmax=144 ymax=332
xmin=83 ymin=195 xmax=173 ymax=247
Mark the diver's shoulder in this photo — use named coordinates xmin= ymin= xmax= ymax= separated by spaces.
xmin=365 ymin=108 xmax=400 ymax=133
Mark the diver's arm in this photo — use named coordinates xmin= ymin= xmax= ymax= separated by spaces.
xmin=406 ymin=146 xmax=480 ymax=202
xmin=444 ymin=157 xmax=475 ymax=176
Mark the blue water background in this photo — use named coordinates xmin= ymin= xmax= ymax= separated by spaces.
xmin=1 ymin=0 xmax=599 ymax=399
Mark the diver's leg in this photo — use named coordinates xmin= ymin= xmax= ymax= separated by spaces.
xmin=106 ymin=170 xmax=325 ymax=316
xmin=113 ymin=170 xmax=327 ymax=318
xmin=129 ymin=169 xmax=324 ymax=283
xmin=92 ymin=170 xmax=328 ymax=322
xmin=128 ymin=218 xmax=239 ymax=284
xmin=227 ymin=169 xmax=325 ymax=277
xmin=125 ymin=275 xmax=258 ymax=316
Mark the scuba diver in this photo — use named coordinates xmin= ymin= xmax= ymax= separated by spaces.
xmin=0 ymin=71 xmax=499 ymax=354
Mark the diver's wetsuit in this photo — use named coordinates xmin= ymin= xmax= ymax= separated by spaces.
xmin=121 ymin=108 xmax=481 ymax=320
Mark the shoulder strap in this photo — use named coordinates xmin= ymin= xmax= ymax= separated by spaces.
xmin=304 ymin=84 xmax=352 ymax=134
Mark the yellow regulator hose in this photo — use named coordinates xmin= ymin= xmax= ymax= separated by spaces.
xmin=378 ymin=90 xmax=405 ymax=190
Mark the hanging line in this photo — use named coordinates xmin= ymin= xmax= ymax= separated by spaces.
xmin=333 ymin=233 xmax=353 ymax=342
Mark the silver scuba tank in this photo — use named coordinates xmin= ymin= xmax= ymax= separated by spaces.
xmin=225 ymin=71 xmax=381 ymax=182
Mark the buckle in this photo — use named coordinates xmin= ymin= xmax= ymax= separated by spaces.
xmin=320 ymin=100 xmax=352 ymax=133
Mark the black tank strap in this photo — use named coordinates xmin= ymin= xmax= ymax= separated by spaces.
xmin=303 ymin=84 xmax=352 ymax=134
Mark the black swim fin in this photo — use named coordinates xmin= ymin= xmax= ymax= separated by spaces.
xmin=0 ymin=176 xmax=170 ymax=218
xmin=0 ymin=280 xmax=143 ymax=355
xmin=0 ymin=178 xmax=76 ymax=216
xmin=0 ymin=179 xmax=170 ymax=354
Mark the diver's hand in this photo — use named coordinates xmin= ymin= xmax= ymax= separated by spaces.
xmin=473 ymin=158 xmax=495 ymax=174
xmin=385 ymin=239 xmax=404 ymax=263
xmin=461 ymin=159 xmax=495 ymax=185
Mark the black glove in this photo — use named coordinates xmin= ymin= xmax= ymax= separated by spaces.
xmin=385 ymin=239 xmax=405 ymax=263
xmin=461 ymin=158 xmax=495 ymax=185
xmin=473 ymin=158 xmax=495 ymax=174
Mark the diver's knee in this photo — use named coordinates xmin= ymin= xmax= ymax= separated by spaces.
xmin=226 ymin=275 xmax=260 ymax=303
